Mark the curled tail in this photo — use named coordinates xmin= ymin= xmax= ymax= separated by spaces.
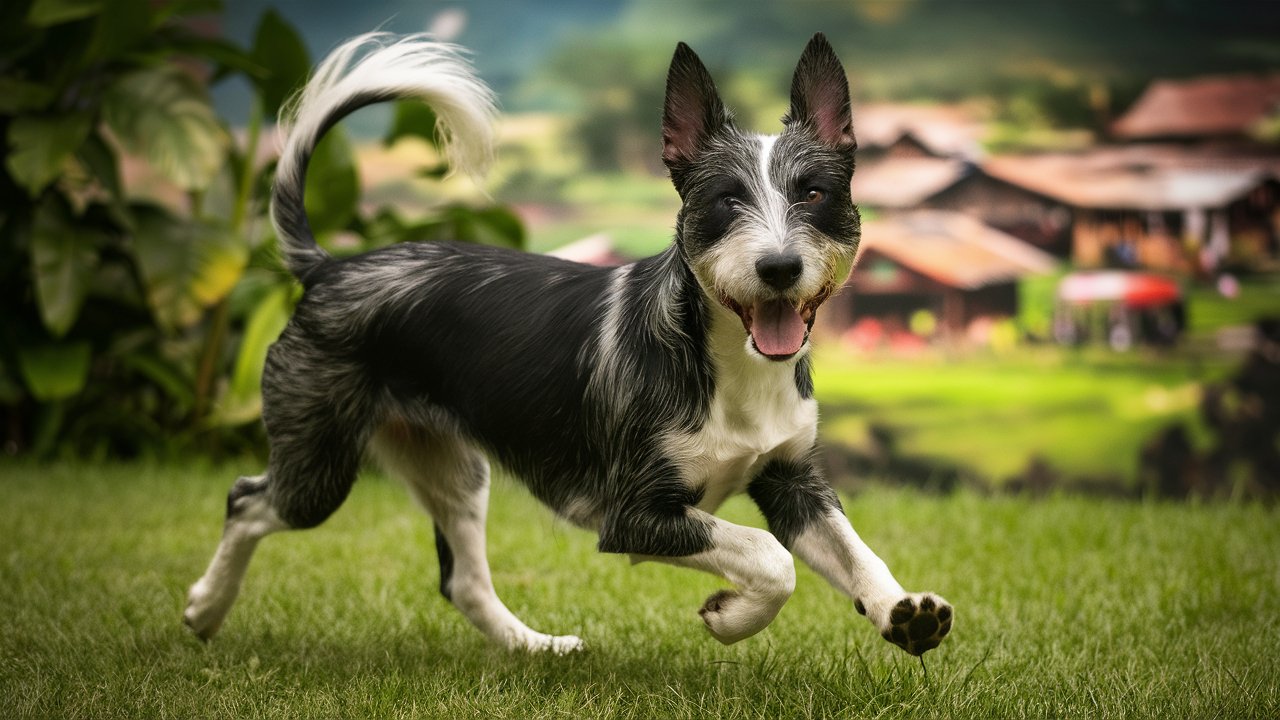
xmin=271 ymin=33 xmax=498 ymax=281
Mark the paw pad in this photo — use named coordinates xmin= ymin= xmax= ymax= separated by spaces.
xmin=881 ymin=595 xmax=952 ymax=656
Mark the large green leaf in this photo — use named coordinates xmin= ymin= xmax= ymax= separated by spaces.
xmin=118 ymin=350 xmax=194 ymax=409
xmin=303 ymin=126 xmax=359 ymax=237
xmin=0 ymin=78 xmax=55 ymax=113
xmin=84 ymin=0 xmax=152 ymax=64
xmin=169 ymin=35 xmax=265 ymax=84
xmin=17 ymin=341 xmax=91 ymax=400
xmin=102 ymin=66 xmax=229 ymax=192
xmin=26 ymin=0 xmax=101 ymax=26
xmin=466 ymin=206 xmax=526 ymax=249
xmin=419 ymin=205 xmax=526 ymax=250
xmin=74 ymin=132 xmax=132 ymax=230
xmin=385 ymin=101 xmax=442 ymax=150
xmin=149 ymin=0 xmax=221 ymax=26
xmin=30 ymin=195 xmax=102 ymax=337
xmin=213 ymin=284 xmax=291 ymax=425
xmin=250 ymin=9 xmax=310 ymax=119
xmin=131 ymin=206 xmax=248 ymax=332
xmin=75 ymin=132 xmax=122 ymax=199
xmin=5 ymin=113 xmax=92 ymax=197
xmin=0 ymin=357 xmax=25 ymax=404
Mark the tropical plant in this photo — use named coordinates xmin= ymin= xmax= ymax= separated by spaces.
xmin=0 ymin=0 xmax=523 ymax=458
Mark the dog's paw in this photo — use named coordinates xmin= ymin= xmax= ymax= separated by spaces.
xmin=698 ymin=588 xmax=783 ymax=645
xmin=514 ymin=632 xmax=585 ymax=655
xmin=183 ymin=580 xmax=230 ymax=641
xmin=700 ymin=589 xmax=748 ymax=644
xmin=877 ymin=593 xmax=952 ymax=656
xmin=544 ymin=634 xmax=586 ymax=655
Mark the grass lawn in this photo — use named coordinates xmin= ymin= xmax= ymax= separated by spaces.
xmin=3 ymin=462 xmax=1277 ymax=718
xmin=813 ymin=348 xmax=1231 ymax=484
xmin=1186 ymin=277 xmax=1280 ymax=335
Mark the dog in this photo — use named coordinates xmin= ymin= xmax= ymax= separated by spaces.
xmin=184 ymin=31 xmax=953 ymax=657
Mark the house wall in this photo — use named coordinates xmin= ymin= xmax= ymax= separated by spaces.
xmin=1073 ymin=210 xmax=1190 ymax=271
xmin=1226 ymin=179 xmax=1280 ymax=266
xmin=923 ymin=173 xmax=1074 ymax=257
xmin=829 ymin=250 xmax=1023 ymax=338
xmin=1073 ymin=180 xmax=1280 ymax=273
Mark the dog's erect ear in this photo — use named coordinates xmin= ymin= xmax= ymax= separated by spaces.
xmin=786 ymin=33 xmax=855 ymax=150
xmin=662 ymin=42 xmax=731 ymax=166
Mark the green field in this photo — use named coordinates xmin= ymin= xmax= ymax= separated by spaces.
xmin=3 ymin=463 xmax=1277 ymax=718
xmin=813 ymin=348 xmax=1233 ymax=486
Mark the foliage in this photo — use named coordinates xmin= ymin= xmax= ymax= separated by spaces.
xmin=0 ymin=1 xmax=523 ymax=458
xmin=541 ymin=35 xmax=668 ymax=174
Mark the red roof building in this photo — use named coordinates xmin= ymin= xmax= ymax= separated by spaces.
xmin=982 ymin=146 xmax=1280 ymax=271
xmin=823 ymin=210 xmax=1058 ymax=339
xmin=1111 ymin=74 xmax=1280 ymax=145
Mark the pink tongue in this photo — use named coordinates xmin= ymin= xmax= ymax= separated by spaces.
xmin=751 ymin=300 xmax=807 ymax=357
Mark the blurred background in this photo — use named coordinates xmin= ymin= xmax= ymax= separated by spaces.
xmin=2 ymin=0 xmax=1278 ymax=499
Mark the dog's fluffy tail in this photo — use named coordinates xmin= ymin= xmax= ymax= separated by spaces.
xmin=272 ymin=33 xmax=498 ymax=280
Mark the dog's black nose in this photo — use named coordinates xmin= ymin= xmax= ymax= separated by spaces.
xmin=755 ymin=253 xmax=803 ymax=291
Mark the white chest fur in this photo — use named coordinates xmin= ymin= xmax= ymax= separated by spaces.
xmin=667 ymin=342 xmax=818 ymax=513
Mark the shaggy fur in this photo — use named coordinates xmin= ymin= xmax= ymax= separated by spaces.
xmin=185 ymin=32 xmax=953 ymax=656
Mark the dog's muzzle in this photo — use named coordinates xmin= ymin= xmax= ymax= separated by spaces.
xmin=719 ymin=288 xmax=832 ymax=360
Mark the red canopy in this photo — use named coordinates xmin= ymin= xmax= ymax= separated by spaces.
xmin=1058 ymin=271 xmax=1181 ymax=308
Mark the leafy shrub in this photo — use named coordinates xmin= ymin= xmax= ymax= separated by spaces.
xmin=0 ymin=0 xmax=523 ymax=458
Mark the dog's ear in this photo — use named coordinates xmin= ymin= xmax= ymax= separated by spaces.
xmin=662 ymin=42 xmax=731 ymax=166
xmin=785 ymin=33 xmax=855 ymax=150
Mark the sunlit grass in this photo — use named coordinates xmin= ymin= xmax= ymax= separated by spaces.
xmin=1186 ymin=278 xmax=1280 ymax=334
xmin=813 ymin=348 xmax=1231 ymax=482
xmin=3 ymin=462 xmax=1277 ymax=718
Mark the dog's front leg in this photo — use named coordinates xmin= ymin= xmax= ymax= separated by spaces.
xmin=748 ymin=457 xmax=953 ymax=655
xmin=601 ymin=502 xmax=795 ymax=644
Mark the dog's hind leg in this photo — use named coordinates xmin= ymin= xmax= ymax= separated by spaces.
xmin=372 ymin=423 xmax=584 ymax=654
xmin=185 ymin=361 xmax=368 ymax=639
xmin=184 ymin=435 xmax=363 ymax=640
xmin=183 ymin=474 xmax=289 ymax=639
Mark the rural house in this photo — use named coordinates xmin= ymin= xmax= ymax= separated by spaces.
xmin=982 ymin=146 xmax=1280 ymax=272
xmin=825 ymin=210 xmax=1058 ymax=339
xmin=1110 ymin=73 xmax=1280 ymax=150
xmin=855 ymin=103 xmax=986 ymax=162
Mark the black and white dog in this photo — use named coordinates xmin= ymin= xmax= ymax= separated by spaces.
xmin=185 ymin=32 xmax=952 ymax=657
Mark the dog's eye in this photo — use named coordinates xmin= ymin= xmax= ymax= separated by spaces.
xmin=720 ymin=194 xmax=741 ymax=209
xmin=803 ymin=188 xmax=826 ymax=204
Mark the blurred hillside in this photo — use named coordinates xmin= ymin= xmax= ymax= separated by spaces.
xmin=215 ymin=0 xmax=1280 ymax=124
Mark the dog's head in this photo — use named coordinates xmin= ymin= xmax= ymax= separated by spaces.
xmin=662 ymin=33 xmax=860 ymax=361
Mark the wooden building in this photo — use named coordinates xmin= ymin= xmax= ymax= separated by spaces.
xmin=855 ymin=103 xmax=986 ymax=162
xmin=852 ymin=155 xmax=1076 ymax=259
xmin=982 ymin=147 xmax=1280 ymax=272
xmin=854 ymin=143 xmax=1280 ymax=273
xmin=1111 ymin=74 xmax=1280 ymax=150
xmin=826 ymin=210 xmax=1058 ymax=338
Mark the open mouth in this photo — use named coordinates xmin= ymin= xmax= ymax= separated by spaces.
xmin=719 ymin=288 xmax=831 ymax=361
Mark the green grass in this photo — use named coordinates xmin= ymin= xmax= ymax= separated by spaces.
xmin=3 ymin=462 xmax=1278 ymax=718
xmin=1187 ymin=278 xmax=1280 ymax=334
xmin=813 ymin=349 xmax=1230 ymax=483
